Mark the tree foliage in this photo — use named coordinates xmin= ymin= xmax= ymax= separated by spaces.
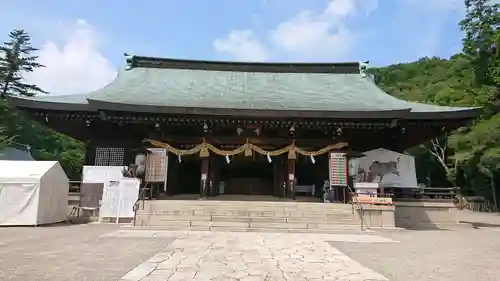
xmin=367 ymin=0 xmax=500 ymax=206
xmin=461 ymin=0 xmax=500 ymax=90
xmin=0 ymin=29 xmax=84 ymax=179
xmin=0 ymin=29 xmax=46 ymax=99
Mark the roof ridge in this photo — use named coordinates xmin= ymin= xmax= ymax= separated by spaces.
xmin=123 ymin=53 xmax=363 ymax=74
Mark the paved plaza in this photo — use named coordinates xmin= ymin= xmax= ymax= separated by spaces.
xmin=0 ymin=217 xmax=499 ymax=280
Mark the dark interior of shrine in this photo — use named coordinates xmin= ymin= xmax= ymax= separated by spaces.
xmin=162 ymin=150 xmax=331 ymax=198
xmin=218 ymin=154 xmax=274 ymax=195
xmin=295 ymin=154 xmax=330 ymax=196
xmin=166 ymin=154 xmax=201 ymax=195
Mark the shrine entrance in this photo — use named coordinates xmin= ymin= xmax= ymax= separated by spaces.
xmin=295 ymin=154 xmax=330 ymax=197
xmin=166 ymin=154 xmax=201 ymax=195
xmin=217 ymin=154 xmax=275 ymax=195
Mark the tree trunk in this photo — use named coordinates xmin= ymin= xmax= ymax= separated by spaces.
xmin=1 ymin=73 xmax=12 ymax=99
xmin=490 ymin=176 xmax=498 ymax=208
xmin=427 ymin=138 xmax=457 ymax=187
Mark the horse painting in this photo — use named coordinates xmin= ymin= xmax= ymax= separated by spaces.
xmin=368 ymin=157 xmax=400 ymax=183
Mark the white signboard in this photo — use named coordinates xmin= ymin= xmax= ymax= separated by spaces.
xmin=353 ymin=148 xmax=417 ymax=188
xmin=82 ymin=166 xmax=125 ymax=184
xmin=99 ymin=178 xmax=140 ymax=223
xmin=354 ymin=182 xmax=379 ymax=196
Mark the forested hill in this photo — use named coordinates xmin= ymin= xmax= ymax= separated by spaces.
xmin=369 ymin=55 xmax=483 ymax=107
xmin=370 ymin=56 xmax=500 ymax=202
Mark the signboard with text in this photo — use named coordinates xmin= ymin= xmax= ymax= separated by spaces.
xmin=329 ymin=153 xmax=348 ymax=186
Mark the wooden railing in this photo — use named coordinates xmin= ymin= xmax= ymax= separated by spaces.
xmin=345 ymin=184 xmax=370 ymax=231
xmin=68 ymin=181 xmax=82 ymax=192
xmin=384 ymin=187 xmax=457 ymax=201
xmin=462 ymin=197 xmax=498 ymax=213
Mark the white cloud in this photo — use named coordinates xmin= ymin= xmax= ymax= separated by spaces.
xmin=213 ymin=0 xmax=378 ymax=61
xmin=23 ymin=19 xmax=117 ymax=95
xmin=213 ymin=29 xmax=270 ymax=61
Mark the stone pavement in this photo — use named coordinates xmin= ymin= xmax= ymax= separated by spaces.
xmin=333 ymin=227 xmax=500 ymax=281
xmin=112 ymin=230 xmax=396 ymax=281
xmin=2 ymin=221 xmax=500 ymax=280
xmin=0 ymin=224 xmax=172 ymax=281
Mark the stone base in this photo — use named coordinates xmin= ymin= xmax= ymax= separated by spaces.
xmin=394 ymin=200 xmax=458 ymax=230
xmin=356 ymin=205 xmax=396 ymax=228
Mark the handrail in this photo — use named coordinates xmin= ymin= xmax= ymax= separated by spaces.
xmin=132 ymin=187 xmax=147 ymax=226
xmin=345 ymin=184 xmax=366 ymax=231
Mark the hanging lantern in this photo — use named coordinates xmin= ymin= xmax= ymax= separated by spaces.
xmin=178 ymin=154 xmax=182 ymax=163
xmin=267 ymin=153 xmax=272 ymax=163
xmin=310 ymin=155 xmax=316 ymax=164
xmin=225 ymin=155 xmax=231 ymax=164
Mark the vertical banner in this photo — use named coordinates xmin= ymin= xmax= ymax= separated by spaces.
xmin=145 ymin=148 xmax=168 ymax=183
xmin=330 ymin=152 xmax=348 ymax=186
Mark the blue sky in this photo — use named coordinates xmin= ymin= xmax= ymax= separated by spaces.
xmin=0 ymin=0 xmax=467 ymax=95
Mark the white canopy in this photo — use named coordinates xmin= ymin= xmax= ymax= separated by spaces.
xmin=0 ymin=161 xmax=69 ymax=226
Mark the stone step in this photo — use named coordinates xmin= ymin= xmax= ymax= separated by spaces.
xmin=135 ymin=214 xmax=358 ymax=223
xmin=210 ymin=215 xmax=358 ymax=224
xmin=131 ymin=225 xmax=364 ymax=234
xmin=138 ymin=214 xmax=357 ymax=223
xmin=137 ymin=209 xmax=354 ymax=218
xmin=140 ymin=205 xmax=352 ymax=212
xmin=143 ymin=201 xmax=354 ymax=210
xmin=135 ymin=200 xmax=360 ymax=231
xmin=135 ymin=216 xmax=360 ymax=227
xmin=145 ymin=202 xmax=353 ymax=208
xmin=134 ymin=218 xmax=361 ymax=229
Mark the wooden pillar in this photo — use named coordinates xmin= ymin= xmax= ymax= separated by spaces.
xmin=208 ymin=156 xmax=217 ymax=197
xmin=277 ymin=156 xmax=286 ymax=197
xmin=287 ymin=158 xmax=296 ymax=201
xmin=273 ymin=160 xmax=279 ymax=197
xmin=200 ymin=157 xmax=209 ymax=198
xmin=83 ymin=141 xmax=96 ymax=166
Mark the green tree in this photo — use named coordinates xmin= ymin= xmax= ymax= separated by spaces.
xmin=0 ymin=29 xmax=84 ymax=179
xmin=461 ymin=0 xmax=500 ymax=97
xmin=369 ymin=45 xmax=500 ymax=205
xmin=0 ymin=29 xmax=46 ymax=99
xmin=0 ymin=127 xmax=13 ymax=150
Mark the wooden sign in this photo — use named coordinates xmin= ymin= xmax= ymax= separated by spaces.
xmin=354 ymin=196 xmax=393 ymax=205
xmin=145 ymin=148 xmax=168 ymax=183
xmin=330 ymin=153 xmax=348 ymax=186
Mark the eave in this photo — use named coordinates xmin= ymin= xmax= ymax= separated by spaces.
xmin=87 ymin=99 xmax=483 ymax=120
xmin=9 ymin=94 xmax=483 ymax=121
xmin=8 ymin=95 xmax=94 ymax=112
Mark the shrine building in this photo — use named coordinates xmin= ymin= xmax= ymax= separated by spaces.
xmin=9 ymin=54 xmax=481 ymax=200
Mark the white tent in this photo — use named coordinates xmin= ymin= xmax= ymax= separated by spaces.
xmin=352 ymin=148 xmax=418 ymax=188
xmin=0 ymin=161 xmax=69 ymax=226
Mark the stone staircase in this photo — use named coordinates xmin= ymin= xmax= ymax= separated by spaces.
xmin=133 ymin=199 xmax=363 ymax=233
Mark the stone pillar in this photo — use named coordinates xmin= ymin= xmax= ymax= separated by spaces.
xmin=287 ymin=158 xmax=296 ymax=201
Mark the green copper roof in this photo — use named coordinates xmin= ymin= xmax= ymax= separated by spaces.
xmin=19 ymin=94 xmax=89 ymax=104
xmin=86 ymin=67 xmax=474 ymax=112
xmin=9 ymin=55 xmax=481 ymax=119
